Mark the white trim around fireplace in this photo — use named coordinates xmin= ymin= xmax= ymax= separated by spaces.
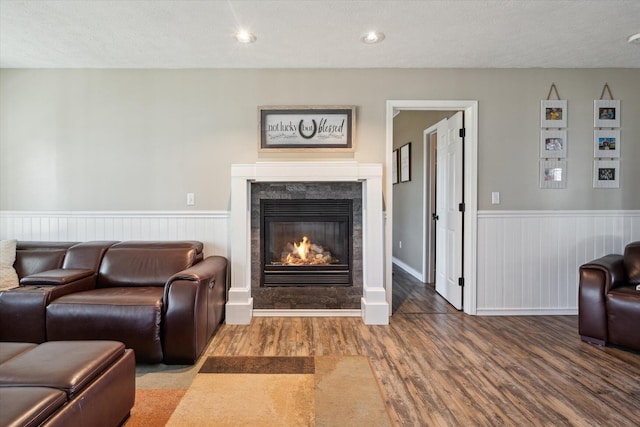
xmin=226 ymin=161 xmax=389 ymax=325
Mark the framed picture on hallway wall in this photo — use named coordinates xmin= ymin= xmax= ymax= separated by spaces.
xmin=399 ymin=142 xmax=411 ymax=183
xmin=392 ymin=149 xmax=399 ymax=184
xmin=258 ymin=106 xmax=355 ymax=152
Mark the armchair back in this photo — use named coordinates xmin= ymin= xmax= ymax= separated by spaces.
xmin=624 ymin=241 xmax=640 ymax=285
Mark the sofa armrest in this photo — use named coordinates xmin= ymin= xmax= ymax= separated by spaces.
xmin=18 ymin=269 xmax=97 ymax=301
xmin=578 ymin=254 xmax=625 ymax=344
xmin=163 ymin=256 xmax=228 ymax=364
xmin=20 ymin=269 xmax=93 ymax=286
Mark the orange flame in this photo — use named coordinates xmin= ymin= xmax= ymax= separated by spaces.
xmin=293 ymin=236 xmax=311 ymax=261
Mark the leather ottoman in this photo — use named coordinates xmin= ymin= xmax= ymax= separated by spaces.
xmin=0 ymin=341 xmax=135 ymax=427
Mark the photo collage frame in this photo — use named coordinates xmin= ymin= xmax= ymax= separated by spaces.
xmin=593 ymin=85 xmax=620 ymax=188
xmin=540 ymin=84 xmax=567 ymax=189
xmin=538 ymin=83 xmax=622 ymax=191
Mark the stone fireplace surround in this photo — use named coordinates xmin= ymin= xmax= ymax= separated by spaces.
xmin=227 ymin=161 xmax=389 ymax=325
xmin=251 ymin=182 xmax=363 ymax=309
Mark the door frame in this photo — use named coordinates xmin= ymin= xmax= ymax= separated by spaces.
xmin=386 ymin=100 xmax=478 ymax=315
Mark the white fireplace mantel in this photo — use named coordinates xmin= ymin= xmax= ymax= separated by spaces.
xmin=226 ymin=161 xmax=389 ymax=325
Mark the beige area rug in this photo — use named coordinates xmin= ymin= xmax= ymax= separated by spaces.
xmin=165 ymin=355 xmax=392 ymax=427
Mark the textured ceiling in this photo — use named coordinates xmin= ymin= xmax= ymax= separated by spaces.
xmin=1 ymin=0 xmax=639 ymax=69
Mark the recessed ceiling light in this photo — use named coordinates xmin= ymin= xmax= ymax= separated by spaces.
xmin=361 ymin=31 xmax=385 ymax=44
xmin=235 ymin=30 xmax=256 ymax=44
xmin=629 ymin=32 xmax=640 ymax=44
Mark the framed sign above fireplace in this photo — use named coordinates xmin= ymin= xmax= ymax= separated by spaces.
xmin=258 ymin=106 xmax=355 ymax=152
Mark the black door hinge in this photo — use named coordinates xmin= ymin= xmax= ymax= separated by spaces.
xmin=458 ymin=277 xmax=464 ymax=287
xmin=459 ymin=128 xmax=466 ymax=138
xmin=458 ymin=202 xmax=465 ymax=212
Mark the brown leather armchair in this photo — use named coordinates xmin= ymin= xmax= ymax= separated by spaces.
xmin=578 ymin=241 xmax=640 ymax=351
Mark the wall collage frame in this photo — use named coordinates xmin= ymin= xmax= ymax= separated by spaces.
xmin=539 ymin=83 xmax=621 ymax=190
xmin=593 ymin=86 xmax=620 ymax=188
xmin=539 ymin=84 xmax=567 ymax=189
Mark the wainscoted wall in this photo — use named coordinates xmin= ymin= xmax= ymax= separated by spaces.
xmin=0 ymin=211 xmax=229 ymax=258
xmin=477 ymin=210 xmax=640 ymax=315
xmin=3 ymin=210 xmax=639 ymax=315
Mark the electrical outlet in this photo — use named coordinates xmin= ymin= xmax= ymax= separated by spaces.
xmin=491 ymin=192 xmax=500 ymax=205
xmin=186 ymin=193 xmax=195 ymax=206
xmin=399 ymin=241 xmax=402 ymax=249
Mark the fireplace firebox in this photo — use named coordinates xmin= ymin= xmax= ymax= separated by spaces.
xmin=261 ymin=199 xmax=353 ymax=287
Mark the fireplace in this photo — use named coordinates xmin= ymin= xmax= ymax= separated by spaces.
xmin=261 ymin=199 xmax=352 ymax=287
xmin=227 ymin=161 xmax=389 ymax=325
xmin=250 ymin=181 xmax=363 ymax=310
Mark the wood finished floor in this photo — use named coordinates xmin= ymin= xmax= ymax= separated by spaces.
xmin=205 ymin=266 xmax=640 ymax=426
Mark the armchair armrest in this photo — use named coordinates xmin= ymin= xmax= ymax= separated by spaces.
xmin=163 ymin=256 xmax=228 ymax=364
xmin=578 ymin=254 xmax=625 ymax=344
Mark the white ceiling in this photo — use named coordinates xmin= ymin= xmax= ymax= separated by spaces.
xmin=1 ymin=0 xmax=639 ymax=69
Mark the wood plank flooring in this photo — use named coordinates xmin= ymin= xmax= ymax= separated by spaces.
xmin=205 ymin=266 xmax=640 ymax=426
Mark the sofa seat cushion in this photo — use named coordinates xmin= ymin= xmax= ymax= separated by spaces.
xmin=0 ymin=340 xmax=125 ymax=398
xmin=606 ymin=285 xmax=640 ymax=349
xmin=0 ymin=343 xmax=38 ymax=364
xmin=0 ymin=386 xmax=67 ymax=427
xmin=47 ymin=287 xmax=165 ymax=363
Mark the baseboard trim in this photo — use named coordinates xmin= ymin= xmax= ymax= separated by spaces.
xmin=253 ymin=309 xmax=362 ymax=317
xmin=476 ymin=308 xmax=578 ymax=316
xmin=392 ymin=257 xmax=423 ymax=282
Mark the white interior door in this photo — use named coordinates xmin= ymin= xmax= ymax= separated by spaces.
xmin=435 ymin=111 xmax=464 ymax=310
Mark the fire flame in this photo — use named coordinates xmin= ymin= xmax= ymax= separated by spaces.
xmin=294 ymin=236 xmax=311 ymax=260
xmin=279 ymin=236 xmax=338 ymax=266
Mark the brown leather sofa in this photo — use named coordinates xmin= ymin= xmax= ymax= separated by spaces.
xmin=1 ymin=241 xmax=117 ymax=343
xmin=0 ymin=240 xmax=227 ymax=364
xmin=578 ymin=241 xmax=640 ymax=351
xmin=0 ymin=340 xmax=135 ymax=426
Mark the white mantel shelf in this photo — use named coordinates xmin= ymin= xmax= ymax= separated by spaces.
xmin=226 ymin=161 xmax=389 ymax=325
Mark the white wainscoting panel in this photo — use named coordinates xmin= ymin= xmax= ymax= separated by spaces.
xmin=477 ymin=210 xmax=640 ymax=315
xmin=0 ymin=211 xmax=229 ymax=258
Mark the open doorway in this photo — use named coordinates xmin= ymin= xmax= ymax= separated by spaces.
xmin=385 ymin=100 xmax=478 ymax=316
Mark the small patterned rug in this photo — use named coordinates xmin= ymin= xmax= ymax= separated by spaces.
xmin=166 ymin=355 xmax=392 ymax=426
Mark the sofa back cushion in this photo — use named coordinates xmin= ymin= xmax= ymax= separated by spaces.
xmin=62 ymin=241 xmax=117 ymax=271
xmin=14 ymin=242 xmax=78 ymax=279
xmin=97 ymin=243 xmax=198 ymax=288
xmin=624 ymin=241 xmax=640 ymax=285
